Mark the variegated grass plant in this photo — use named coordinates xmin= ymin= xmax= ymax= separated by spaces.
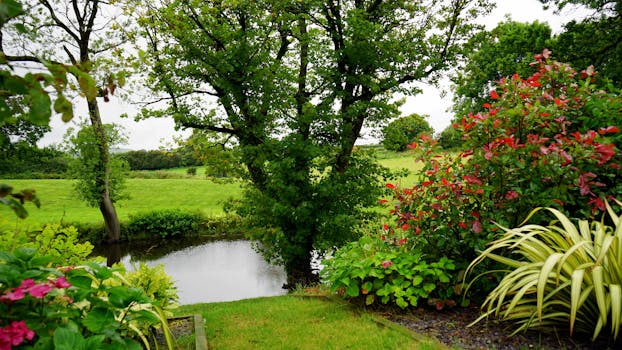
xmin=465 ymin=201 xmax=622 ymax=341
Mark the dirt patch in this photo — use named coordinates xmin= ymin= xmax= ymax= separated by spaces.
xmin=385 ymin=305 xmax=618 ymax=350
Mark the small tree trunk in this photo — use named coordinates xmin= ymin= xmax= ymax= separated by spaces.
xmin=100 ymin=193 xmax=121 ymax=242
xmin=87 ymin=97 xmax=121 ymax=242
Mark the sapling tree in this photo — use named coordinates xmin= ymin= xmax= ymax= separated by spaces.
xmin=2 ymin=0 xmax=134 ymax=241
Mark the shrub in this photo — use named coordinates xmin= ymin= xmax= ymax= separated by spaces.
xmin=382 ymin=51 xmax=621 ymax=299
xmin=466 ymin=202 xmax=622 ymax=342
xmin=322 ymin=234 xmax=455 ymax=309
xmin=124 ymin=263 xmax=178 ymax=311
xmin=126 ymin=210 xmax=203 ymax=239
xmin=0 ymin=224 xmax=93 ymax=266
xmin=186 ymin=167 xmax=197 ymax=176
xmin=0 ymin=247 xmax=173 ymax=350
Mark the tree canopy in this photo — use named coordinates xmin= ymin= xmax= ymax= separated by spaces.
xmin=382 ymin=114 xmax=433 ymax=152
xmin=137 ymin=0 xmax=493 ymax=284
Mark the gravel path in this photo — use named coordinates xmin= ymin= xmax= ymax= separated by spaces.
xmin=385 ymin=306 xmax=619 ymax=349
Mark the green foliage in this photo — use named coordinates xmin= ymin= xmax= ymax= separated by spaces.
xmin=120 ymin=149 xmax=200 ymax=171
xmin=126 ymin=210 xmax=203 ymax=239
xmin=186 ymin=167 xmax=197 ymax=176
xmin=0 ymin=247 xmax=173 ymax=350
xmin=138 ymin=0 xmax=493 ymax=285
xmin=382 ymin=114 xmax=433 ymax=152
xmin=467 ymin=203 xmax=622 ymax=341
xmin=64 ymin=123 xmax=129 ymax=207
xmin=238 ymin=150 xmax=393 ymax=283
xmin=541 ymin=1 xmax=622 ymax=85
xmin=183 ymin=130 xmax=244 ymax=180
xmin=436 ymin=125 xmax=463 ymax=150
xmin=0 ymin=144 xmax=69 ymax=178
xmin=322 ymin=234 xmax=455 ymax=309
xmin=0 ymin=224 xmax=94 ymax=266
xmin=451 ymin=20 xmax=552 ymax=119
xmin=384 ymin=52 xmax=622 ymax=300
xmin=124 ymin=263 xmax=178 ymax=311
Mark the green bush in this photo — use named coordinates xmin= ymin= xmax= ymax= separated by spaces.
xmin=126 ymin=210 xmax=203 ymax=239
xmin=322 ymin=234 xmax=455 ymax=309
xmin=0 ymin=224 xmax=93 ymax=266
xmin=124 ymin=263 xmax=178 ymax=311
xmin=466 ymin=202 xmax=622 ymax=341
xmin=186 ymin=167 xmax=197 ymax=176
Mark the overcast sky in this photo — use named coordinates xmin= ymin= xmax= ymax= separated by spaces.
xmin=38 ymin=0 xmax=589 ymax=151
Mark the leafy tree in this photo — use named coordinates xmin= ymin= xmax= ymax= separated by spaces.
xmin=2 ymin=0 xmax=133 ymax=241
xmin=137 ymin=0 xmax=492 ymax=285
xmin=452 ymin=20 xmax=553 ymax=119
xmin=381 ymin=114 xmax=433 ymax=152
xmin=541 ymin=0 xmax=622 ymax=84
xmin=64 ymin=122 xmax=129 ymax=214
xmin=437 ymin=125 xmax=463 ymax=150
xmin=183 ymin=129 xmax=244 ymax=179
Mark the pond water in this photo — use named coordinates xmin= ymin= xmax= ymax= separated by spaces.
xmin=94 ymin=238 xmax=287 ymax=305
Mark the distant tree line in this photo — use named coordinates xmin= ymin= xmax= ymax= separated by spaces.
xmin=118 ymin=147 xmax=201 ymax=171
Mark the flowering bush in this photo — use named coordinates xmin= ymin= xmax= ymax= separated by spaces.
xmin=0 ymin=247 xmax=174 ymax=350
xmin=383 ymin=50 xmax=621 ymax=299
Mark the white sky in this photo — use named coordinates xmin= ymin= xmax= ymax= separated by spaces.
xmin=38 ymin=0 xmax=589 ymax=150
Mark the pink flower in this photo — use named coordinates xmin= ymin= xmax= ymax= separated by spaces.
xmin=0 ymin=289 xmax=25 ymax=302
xmin=18 ymin=279 xmax=35 ymax=290
xmin=27 ymin=284 xmax=52 ymax=299
xmin=472 ymin=220 xmax=483 ymax=234
xmin=505 ymin=190 xmax=519 ymax=200
xmin=0 ymin=321 xmax=35 ymax=349
xmin=54 ymin=277 xmax=70 ymax=289
xmin=381 ymin=260 xmax=393 ymax=268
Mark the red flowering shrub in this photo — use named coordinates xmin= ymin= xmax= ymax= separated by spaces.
xmin=385 ymin=50 xmax=622 ymax=299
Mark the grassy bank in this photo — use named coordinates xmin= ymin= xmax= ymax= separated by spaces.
xmin=175 ymin=295 xmax=445 ymax=350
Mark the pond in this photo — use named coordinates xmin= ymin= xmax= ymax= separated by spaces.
xmin=94 ymin=237 xmax=287 ymax=305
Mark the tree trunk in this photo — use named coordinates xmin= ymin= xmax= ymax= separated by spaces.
xmin=282 ymin=238 xmax=318 ymax=289
xmin=87 ymin=97 xmax=121 ymax=242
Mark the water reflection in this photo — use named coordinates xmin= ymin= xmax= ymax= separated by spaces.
xmin=94 ymin=238 xmax=287 ymax=305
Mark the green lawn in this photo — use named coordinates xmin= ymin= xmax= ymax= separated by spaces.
xmin=1 ymin=178 xmax=242 ymax=228
xmin=175 ymin=295 xmax=446 ymax=350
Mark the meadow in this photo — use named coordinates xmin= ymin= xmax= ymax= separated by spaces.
xmin=1 ymin=151 xmax=423 ymax=228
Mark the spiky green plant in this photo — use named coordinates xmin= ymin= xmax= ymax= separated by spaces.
xmin=466 ymin=201 xmax=622 ymax=341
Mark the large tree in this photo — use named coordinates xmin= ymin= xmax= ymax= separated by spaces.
xmin=2 ymin=0 xmax=131 ymax=241
xmin=138 ymin=0 xmax=492 ymax=285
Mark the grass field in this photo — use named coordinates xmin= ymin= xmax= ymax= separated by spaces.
xmin=1 ymin=178 xmax=243 ymax=229
xmin=1 ymin=150 xmax=423 ymax=228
